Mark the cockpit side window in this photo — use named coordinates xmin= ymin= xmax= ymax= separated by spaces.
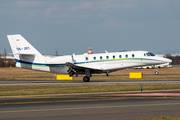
xmin=146 ymin=53 xmax=150 ymax=56
xmin=148 ymin=52 xmax=155 ymax=56
xmin=146 ymin=52 xmax=155 ymax=56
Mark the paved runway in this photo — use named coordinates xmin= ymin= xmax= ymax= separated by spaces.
xmin=0 ymin=80 xmax=180 ymax=86
xmin=0 ymin=91 xmax=180 ymax=120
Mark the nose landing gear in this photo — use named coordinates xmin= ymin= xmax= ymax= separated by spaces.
xmin=155 ymin=71 xmax=159 ymax=75
xmin=155 ymin=68 xmax=159 ymax=75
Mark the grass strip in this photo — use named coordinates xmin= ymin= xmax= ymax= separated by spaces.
xmin=0 ymin=84 xmax=180 ymax=96
xmin=135 ymin=116 xmax=180 ymax=120
xmin=1 ymin=68 xmax=180 ymax=81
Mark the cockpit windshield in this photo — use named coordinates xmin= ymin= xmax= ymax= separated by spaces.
xmin=146 ymin=52 xmax=155 ymax=56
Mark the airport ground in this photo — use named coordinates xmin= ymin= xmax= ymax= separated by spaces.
xmin=0 ymin=67 xmax=180 ymax=119
xmin=0 ymin=91 xmax=180 ymax=120
xmin=0 ymin=66 xmax=180 ymax=81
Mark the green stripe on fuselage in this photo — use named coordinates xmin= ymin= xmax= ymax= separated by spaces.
xmin=20 ymin=58 xmax=151 ymax=67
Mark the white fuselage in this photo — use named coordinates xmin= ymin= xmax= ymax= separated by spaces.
xmin=16 ymin=51 xmax=172 ymax=74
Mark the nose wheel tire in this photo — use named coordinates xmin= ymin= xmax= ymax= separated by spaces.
xmin=83 ymin=76 xmax=90 ymax=82
xmin=155 ymin=71 xmax=159 ymax=75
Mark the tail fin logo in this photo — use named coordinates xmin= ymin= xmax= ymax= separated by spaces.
xmin=16 ymin=47 xmax=30 ymax=51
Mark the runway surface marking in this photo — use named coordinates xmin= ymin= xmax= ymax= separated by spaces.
xmin=0 ymin=102 xmax=180 ymax=114
xmin=0 ymin=96 xmax=180 ymax=106
xmin=0 ymin=96 xmax=145 ymax=105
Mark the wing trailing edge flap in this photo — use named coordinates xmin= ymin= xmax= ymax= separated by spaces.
xmin=66 ymin=62 xmax=103 ymax=74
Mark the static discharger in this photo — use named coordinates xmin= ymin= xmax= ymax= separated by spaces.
xmin=129 ymin=72 xmax=143 ymax=78
xmin=56 ymin=75 xmax=73 ymax=80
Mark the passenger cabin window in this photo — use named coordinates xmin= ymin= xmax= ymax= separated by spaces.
xmin=106 ymin=56 xmax=109 ymax=59
xmin=86 ymin=57 xmax=88 ymax=61
xmin=119 ymin=55 xmax=121 ymax=58
xmin=94 ymin=57 xmax=96 ymax=60
xmin=126 ymin=55 xmax=128 ymax=58
xmin=100 ymin=56 xmax=102 ymax=59
xmin=132 ymin=54 xmax=134 ymax=57
xmin=113 ymin=55 xmax=115 ymax=59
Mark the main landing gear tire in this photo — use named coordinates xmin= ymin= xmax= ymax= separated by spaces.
xmin=83 ymin=76 xmax=90 ymax=82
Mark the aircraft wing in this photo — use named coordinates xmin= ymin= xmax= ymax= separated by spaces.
xmin=66 ymin=62 xmax=103 ymax=76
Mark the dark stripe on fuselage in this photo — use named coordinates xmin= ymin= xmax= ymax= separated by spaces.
xmin=15 ymin=58 xmax=161 ymax=67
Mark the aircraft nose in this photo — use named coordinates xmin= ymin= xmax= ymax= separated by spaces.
xmin=164 ymin=58 xmax=172 ymax=63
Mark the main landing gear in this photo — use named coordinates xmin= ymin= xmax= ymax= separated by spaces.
xmin=83 ymin=76 xmax=90 ymax=82
xmin=83 ymin=69 xmax=91 ymax=82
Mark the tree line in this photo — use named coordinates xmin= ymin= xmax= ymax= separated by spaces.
xmin=164 ymin=54 xmax=180 ymax=65
xmin=0 ymin=54 xmax=15 ymax=67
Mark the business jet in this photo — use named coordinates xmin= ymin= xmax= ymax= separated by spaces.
xmin=7 ymin=34 xmax=172 ymax=82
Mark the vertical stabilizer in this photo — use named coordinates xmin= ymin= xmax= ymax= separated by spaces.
xmin=7 ymin=34 xmax=45 ymax=64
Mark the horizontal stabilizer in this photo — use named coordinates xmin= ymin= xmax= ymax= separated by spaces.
xmin=15 ymin=53 xmax=36 ymax=55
